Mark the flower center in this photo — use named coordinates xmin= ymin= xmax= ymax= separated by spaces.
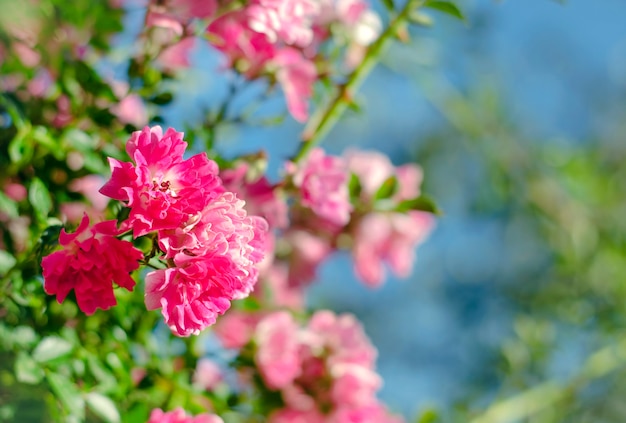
xmin=152 ymin=180 xmax=171 ymax=192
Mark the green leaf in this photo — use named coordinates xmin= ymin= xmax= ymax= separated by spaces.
xmin=85 ymin=393 xmax=121 ymax=423
xmin=349 ymin=173 xmax=362 ymax=201
xmin=15 ymin=351 xmax=45 ymax=384
xmin=28 ymin=178 xmax=53 ymax=222
xmin=0 ymin=250 xmax=16 ymax=275
xmin=32 ymin=336 xmax=73 ymax=363
xmin=8 ymin=129 xmax=34 ymax=165
xmin=381 ymin=0 xmax=395 ymax=11
xmin=0 ymin=191 xmax=19 ymax=218
xmin=374 ymin=176 xmax=399 ymax=201
xmin=409 ymin=11 xmax=434 ymax=27
xmin=423 ymin=1 xmax=465 ymax=21
xmin=47 ymin=372 xmax=85 ymax=419
xmin=395 ymin=195 xmax=441 ymax=214
xmin=416 ymin=408 xmax=440 ymax=423
xmin=149 ymin=92 xmax=173 ymax=105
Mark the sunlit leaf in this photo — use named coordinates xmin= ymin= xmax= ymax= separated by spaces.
xmin=28 ymin=178 xmax=53 ymax=222
xmin=15 ymin=352 xmax=44 ymax=385
xmin=86 ymin=393 xmax=121 ymax=423
xmin=32 ymin=336 xmax=73 ymax=363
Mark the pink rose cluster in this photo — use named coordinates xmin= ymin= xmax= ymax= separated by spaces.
xmin=274 ymin=148 xmax=435 ymax=292
xmin=143 ymin=0 xmax=381 ymax=122
xmin=218 ymin=310 xmax=404 ymax=423
xmin=42 ymin=126 xmax=268 ymax=337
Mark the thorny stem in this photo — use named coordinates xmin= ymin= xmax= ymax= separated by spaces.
xmin=293 ymin=0 xmax=423 ymax=164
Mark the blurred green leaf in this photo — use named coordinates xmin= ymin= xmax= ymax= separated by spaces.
xmin=374 ymin=176 xmax=399 ymax=201
xmin=149 ymin=92 xmax=174 ymax=105
xmin=349 ymin=173 xmax=362 ymax=201
xmin=47 ymin=372 xmax=85 ymax=420
xmin=381 ymin=0 xmax=395 ymax=11
xmin=29 ymin=178 xmax=53 ymax=223
xmin=423 ymin=0 xmax=465 ymax=21
xmin=85 ymin=392 xmax=121 ymax=423
xmin=395 ymin=195 xmax=441 ymax=214
xmin=8 ymin=130 xmax=35 ymax=165
xmin=416 ymin=408 xmax=440 ymax=423
xmin=15 ymin=351 xmax=45 ymax=385
xmin=0 ymin=250 xmax=16 ymax=275
xmin=32 ymin=336 xmax=73 ymax=363
xmin=0 ymin=191 xmax=19 ymax=218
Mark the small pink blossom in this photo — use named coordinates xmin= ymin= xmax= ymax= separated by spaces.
xmin=111 ymin=93 xmax=148 ymax=127
xmin=207 ymin=11 xmax=277 ymax=77
xmin=69 ymin=175 xmax=110 ymax=211
xmin=41 ymin=214 xmax=144 ymax=314
xmin=147 ymin=408 xmax=223 ymax=423
xmin=273 ymin=48 xmax=317 ymax=122
xmin=287 ymin=148 xmax=352 ymax=226
xmin=249 ymin=310 xmax=398 ymax=421
xmin=158 ymin=37 xmax=196 ymax=70
xmin=213 ymin=310 xmax=263 ymax=349
xmin=4 ymin=182 xmax=27 ymax=202
xmin=247 ymin=0 xmax=319 ymax=47
xmin=352 ymin=211 xmax=434 ymax=287
xmin=255 ymin=311 xmax=302 ymax=389
xmin=99 ymin=126 xmax=222 ymax=237
xmin=193 ymin=358 xmax=223 ymax=391
xmin=221 ymin=162 xmax=289 ymax=229
xmin=307 ymin=311 xmax=377 ymax=369
xmin=284 ymin=230 xmax=332 ymax=288
xmin=344 ymin=149 xmax=395 ymax=199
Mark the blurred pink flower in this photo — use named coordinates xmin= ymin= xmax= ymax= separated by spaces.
xmin=99 ymin=126 xmax=222 ymax=237
xmin=273 ymin=48 xmax=317 ymax=122
xmin=41 ymin=215 xmax=143 ymax=314
xmin=147 ymin=408 xmax=223 ymax=423
xmin=287 ymin=148 xmax=352 ymax=226
xmin=255 ymin=311 xmax=302 ymax=389
xmin=329 ymin=404 xmax=404 ymax=423
xmin=4 ymin=182 xmax=27 ymax=202
xmin=221 ymin=162 xmax=289 ymax=229
xmin=158 ymin=37 xmax=196 ymax=70
xmin=269 ymin=408 xmax=325 ymax=423
xmin=352 ymin=211 xmax=434 ymax=287
xmin=247 ymin=0 xmax=319 ymax=47
xmin=111 ymin=93 xmax=148 ymax=127
xmin=69 ymin=175 xmax=110 ymax=211
xmin=193 ymin=358 xmax=223 ymax=391
xmin=251 ymin=310 xmax=401 ymax=422
xmin=284 ymin=230 xmax=332 ymax=288
xmin=207 ymin=11 xmax=277 ymax=77
xmin=213 ymin=310 xmax=264 ymax=349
